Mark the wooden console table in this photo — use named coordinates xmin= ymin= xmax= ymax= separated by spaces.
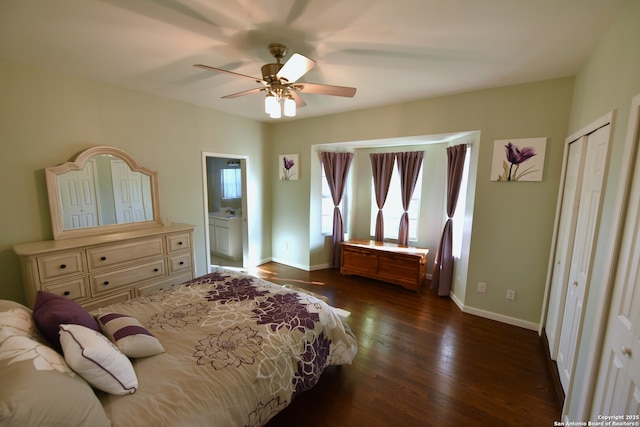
xmin=340 ymin=239 xmax=429 ymax=292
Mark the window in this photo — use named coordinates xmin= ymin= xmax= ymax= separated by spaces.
xmin=370 ymin=166 xmax=422 ymax=241
xmin=220 ymin=168 xmax=242 ymax=199
xmin=321 ymin=167 xmax=347 ymax=235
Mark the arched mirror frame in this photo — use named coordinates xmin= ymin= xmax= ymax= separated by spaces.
xmin=46 ymin=146 xmax=161 ymax=240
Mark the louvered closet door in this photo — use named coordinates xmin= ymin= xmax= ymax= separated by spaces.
xmin=556 ymin=125 xmax=610 ymax=393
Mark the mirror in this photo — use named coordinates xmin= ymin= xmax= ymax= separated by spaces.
xmin=46 ymin=146 xmax=161 ymax=240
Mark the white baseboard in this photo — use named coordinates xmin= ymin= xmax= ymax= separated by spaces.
xmin=253 ymin=257 xmax=272 ymax=267
xmin=450 ymin=292 xmax=539 ymax=331
xmin=268 ymin=258 xmax=332 ymax=272
xmin=270 ymin=257 xmax=311 ymax=271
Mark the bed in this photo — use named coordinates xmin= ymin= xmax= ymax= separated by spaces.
xmin=0 ymin=268 xmax=358 ymax=427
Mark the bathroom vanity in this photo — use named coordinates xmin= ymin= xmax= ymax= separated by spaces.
xmin=209 ymin=213 xmax=242 ymax=260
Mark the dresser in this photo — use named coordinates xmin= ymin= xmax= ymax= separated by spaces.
xmin=340 ymin=239 xmax=429 ymax=292
xmin=14 ymin=223 xmax=195 ymax=310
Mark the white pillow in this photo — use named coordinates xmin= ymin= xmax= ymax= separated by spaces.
xmin=59 ymin=324 xmax=138 ymax=395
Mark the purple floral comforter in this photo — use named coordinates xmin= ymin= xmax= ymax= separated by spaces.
xmin=93 ymin=268 xmax=358 ymax=427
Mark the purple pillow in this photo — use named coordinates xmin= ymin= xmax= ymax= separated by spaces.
xmin=32 ymin=291 xmax=100 ymax=352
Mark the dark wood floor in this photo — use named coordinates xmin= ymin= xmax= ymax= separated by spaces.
xmin=247 ymin=262 xmax=562 ymax=427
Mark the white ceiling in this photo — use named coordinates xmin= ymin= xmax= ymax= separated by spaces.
xmin=0 ymin=0 xmax=628 ymax=122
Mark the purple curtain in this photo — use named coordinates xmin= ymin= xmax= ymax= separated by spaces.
xmin=396 ymin=151 xmax=424 ymax=246
xmin=321 ymin=151 xmax=354 ymax=268
xmin=431 ymin=144 xmax=468 ymax=296
xmin=370 ymin=153 xmax=396 ymax=241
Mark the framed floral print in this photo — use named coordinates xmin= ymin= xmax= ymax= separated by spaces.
xmin=279 ymin=154 xmax=299 ymax=180
xmin=491 ymin=137 xmax=547 ymax=182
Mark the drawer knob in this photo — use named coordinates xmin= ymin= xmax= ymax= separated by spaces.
xmin=179 ymin=261 xmax=184 ymax=265
xmin=63 ymin=291 xmax=70 ymax=296
xmin=103 ymin=281 xmax=110 ymax=286
xmin=60 ymin=264 xmax=67 ymax=269
xmin=100 ymin=256 xmax=107 ymax=261
xmin=178 ymin=241 xmax=183 ymax=246
xmin=153 ymin=268 xmax=159 ymax=272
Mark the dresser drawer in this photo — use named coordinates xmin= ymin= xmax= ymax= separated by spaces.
xmin=37 ymin=251 xmax=85 ymax=282
xmin=167 ymin=233 xmax=191 ymax=253
xmin=87 ymin=237 xmax=164 ymax=270
xmin=41 ymin=277 xmax=88 ymax=301
xmin=169 ymin=253 xmax=192 ymax=274
xmin=135 ymin=272 xmax=192 ymax=297
xmin=82 ymin=291 xmax=132 ymax=312
xmin=90 ymin=260 xmax=165 ymax=295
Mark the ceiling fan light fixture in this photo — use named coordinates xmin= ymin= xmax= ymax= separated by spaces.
xmin=196 ymin=43 xmax=356 ymax=120
xmin=283 ymin=95 xmax=296 ymax=117
xmin=265 ymin=93 xmax=278 ymax=115
xmin=269 ymin=106 xmax=282 ymax=119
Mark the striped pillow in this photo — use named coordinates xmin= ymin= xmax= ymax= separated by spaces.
xmin=96 ymin=313 xmax=165 ymax=358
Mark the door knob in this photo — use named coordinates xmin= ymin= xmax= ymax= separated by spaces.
xmin=572 ymin=281 xmax=579 ymax=286
xmin=622 ymin=347 xmax=633 ymax=356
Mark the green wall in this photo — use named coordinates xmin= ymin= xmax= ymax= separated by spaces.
xmin=269 ymin=77 xmax=574 ymax=327
xmin=562 ymin=0 xmax=640 ymax=420
xmin=0 ymin=58 xmax=271 ymax=304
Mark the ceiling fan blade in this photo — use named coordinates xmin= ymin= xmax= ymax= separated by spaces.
xmin=277 ymin=53 xmax=316 ymax=83
xmin=221 ymin=87 xmax=265 ymax=99
xmin=289 ymin=90 xmax=307 ymax=108
xmin=193 ymin=64 xmax=266 ymax=85
xmin=294 ymin=82 xmax=357 ymax=97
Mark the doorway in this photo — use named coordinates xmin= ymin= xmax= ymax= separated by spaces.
xmin=202 ymin=152 xmax=248 ymax=270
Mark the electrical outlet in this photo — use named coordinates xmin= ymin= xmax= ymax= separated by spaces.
xmin=478 ymin=282 xmax=487 ymax=293
xmin=506 ymin=289 xmax=516 ymax=301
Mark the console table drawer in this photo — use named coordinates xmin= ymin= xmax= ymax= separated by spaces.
xmin=87 ymin=237 xmax=164 ymax=271
xmin=37 ymin=251 xmax=85 ymax=282
xmin=90 ymin=259 xmax=165 ymax=295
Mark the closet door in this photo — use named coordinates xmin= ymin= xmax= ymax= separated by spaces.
xmin=591 ymin=105 xmax=640 ymax=416
xmin=556 ymin=125 xmax=610 ymax=392
xmin=545 ymin=137 xmax=586 ymax=360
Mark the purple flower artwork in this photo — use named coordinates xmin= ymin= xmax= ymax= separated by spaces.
xmin=491 ymin=137 xmax=547 ymax=182
xmin=279 ymin=154 xmax=299 ymax=180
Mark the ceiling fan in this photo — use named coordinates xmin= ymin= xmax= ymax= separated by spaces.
xmin=194 ymin=43 xmax=357 ymax=118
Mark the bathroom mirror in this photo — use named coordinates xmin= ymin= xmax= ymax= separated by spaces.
xmin=45 ymin=146 xmax=161 ymax=240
